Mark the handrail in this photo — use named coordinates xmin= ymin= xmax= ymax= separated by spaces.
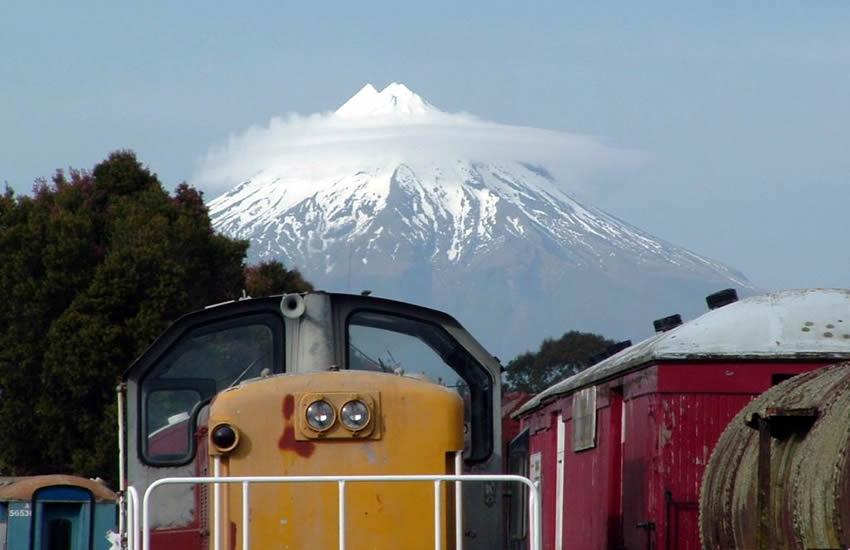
xmin=125 ymin=485 xmax=140 ymax=550
xmin=135 ymin=473 xmax=541 ymax=550
xmin=454 ymin=451 xmax=463 ymax=550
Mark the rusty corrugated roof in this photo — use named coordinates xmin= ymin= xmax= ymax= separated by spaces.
xmin=0 ymin=475 xmax=117 ymax=502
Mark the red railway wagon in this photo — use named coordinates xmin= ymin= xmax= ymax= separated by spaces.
xmin=510 ymin=288 xmax=850 ymax=550
xmin=502 ymin=392 xmax=533 ymax=458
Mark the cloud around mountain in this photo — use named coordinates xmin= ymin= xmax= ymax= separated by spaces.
xmin=202 ymin=84 xmax=754 ymax=358
xmin=194 ymin=83 xmax=644 ymax=198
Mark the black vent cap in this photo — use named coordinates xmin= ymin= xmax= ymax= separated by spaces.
xmin=586 ymin=340 xmax=633 ymax=365
xmin=609 ymin=340 xmax=632 ymax=354
xmin=653 ymin=314 xmax=683 ymax=333
xmin=706 ymin=288 xmax=738 ymax=310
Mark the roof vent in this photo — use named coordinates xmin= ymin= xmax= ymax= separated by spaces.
xmin=609 ymin=340 xmax=632 ymax=354
xmin=706 ymin=288 xmax=738 ymax=310
xmin=653 ymin=314 xmax=682 ymax=333
xmin=587 ymin=340 xmax=633 ymax=365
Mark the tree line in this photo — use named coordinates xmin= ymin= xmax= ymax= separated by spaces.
xmin=0 ymin=151 xmax=310 ymax=484
xmin=503 ymin=330 xmax=615 ymax=394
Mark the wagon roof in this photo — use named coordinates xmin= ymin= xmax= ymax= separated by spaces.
xmin=0 ymin=474 xmax=117 ymax=502
xmin=516 ymin=288 xmax=850 ymax=417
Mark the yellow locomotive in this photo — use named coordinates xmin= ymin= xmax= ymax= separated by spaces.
xmin=120 ymin=292 xmax=503 ymax=550
xmin=209 ymin=371 xmax=464 ymax=549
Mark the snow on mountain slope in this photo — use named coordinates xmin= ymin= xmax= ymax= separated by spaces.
xmin=205 ymin=83 xmax=756 ymax=358
xmin=211 ymin=157 xmax=747 ymax=284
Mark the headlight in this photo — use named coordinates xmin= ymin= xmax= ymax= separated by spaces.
xmin=211 ymin=423 xmax=239 ymax=452
xmin=306 ymin=399 xmax=336 ymax=431
xmin=340 ymin=399 xmax=370 ymax=431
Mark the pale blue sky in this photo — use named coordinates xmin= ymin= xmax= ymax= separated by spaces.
xmin=2 ymin=2 xmax=848 ymax=290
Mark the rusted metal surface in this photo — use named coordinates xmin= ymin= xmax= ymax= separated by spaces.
xmin=700 ymin=362 xmax=850 ymax=549
xmin=747 ymin=407 xmax=821 ymax=548
xmin=0 ymin=474 xmax=118 ymax=502
xmin=745 ymin=407 xmax=819 ymax=439
xmin=756 ymin=416 xmax=773 ymax=550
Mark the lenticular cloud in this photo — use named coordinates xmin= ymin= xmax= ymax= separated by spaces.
xmin=194 ymin=83 xmax=641 ymax=198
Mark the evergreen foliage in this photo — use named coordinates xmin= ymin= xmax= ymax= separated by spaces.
xmin=245 ymin=260 xmax=313 ymax=297
xmin=504 ymin=330 xmax=614 ymax=394
xmin=0 ymin=151 xmax=310 ymax=484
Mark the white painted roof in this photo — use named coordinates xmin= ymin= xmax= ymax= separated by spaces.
xmin=516 ymin=288 xmax=850 ymax=417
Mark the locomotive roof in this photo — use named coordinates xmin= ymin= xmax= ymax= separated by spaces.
xmin=516 ymin=288 xmax=850 ymax=417
xmin=125 ymin=291 xmax=493 ymax=379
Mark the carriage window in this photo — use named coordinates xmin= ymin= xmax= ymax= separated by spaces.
xmin=347 ymin=311 xmax=493 ymax=462
xmin=140 ymin=316 xmax=282 ymax=464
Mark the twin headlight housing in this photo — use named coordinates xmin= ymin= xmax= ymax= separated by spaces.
xmin=300 ymin=392 xmax=379 ymax=439
xmin=305 ymin=397 xmax=372 ymax=432
xmin=211 ymin=392 xmax=379 ymax=454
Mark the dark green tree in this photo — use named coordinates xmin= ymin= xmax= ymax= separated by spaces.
xmin=503 ymin=331 xmax=615 ymax=394
xmin=244 ymin=260 xmax=313 ymax=297
xmin=0 ymin=151 xmax=254 ymax=482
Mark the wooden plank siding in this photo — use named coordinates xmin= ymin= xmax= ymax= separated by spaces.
xmin=521 ymin=360 xmax=833 ymax=550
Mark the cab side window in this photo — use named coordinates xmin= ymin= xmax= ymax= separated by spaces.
xmin=140 ymin=317 xmax=282 ymax=464
xmin=347 ymin=310 xmax=493 ymax=462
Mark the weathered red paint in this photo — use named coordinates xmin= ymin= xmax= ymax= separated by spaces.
xmin=148 ymin=420 xmax=189 ymax=456
xmin=141 ymin=430 xmax=208 ymax=549
xmin=150 ymin=528 xmax=202 ymax=550
xmin=278 ymin=393 xmax=316 ymax=456
xmin=531 ymin=419 xmax=557 ymax=550
xmin=656 ymin=361 xmax=817 ymax=394
xmin=606 ymin=388 xmax=624 ymax=547
xmin=521 ymin=360 xmax=835 ymax=550
xmin=282 ymin=394 xmax=295 ymax=420
xmin=278 ymin=425 xmax=316 ymax=458
xmin=563 ymin=398 xmax=612 ymax=549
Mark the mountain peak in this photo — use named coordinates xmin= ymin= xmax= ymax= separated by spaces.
xmin=335 ymin=82 xmax=435 ymax=119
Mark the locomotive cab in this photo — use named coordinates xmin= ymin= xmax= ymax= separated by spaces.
xmin=120 ymin=292 xmax=502 ymax=549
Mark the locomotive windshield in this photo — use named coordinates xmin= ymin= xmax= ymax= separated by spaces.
xmin=140 ymin=314 xmax=283 ymax=464
xmin=347 ymin=310 xmax=493 ymax=462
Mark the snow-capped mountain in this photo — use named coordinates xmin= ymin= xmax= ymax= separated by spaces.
xmin=335 ymin=82 xmax=435 ymax=118
xmin=207 ymin=83 xmax=756 ymax=359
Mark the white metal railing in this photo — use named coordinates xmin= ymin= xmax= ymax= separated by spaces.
xmin=125 ymin=485 xmax=140 ymax=550
xmin=125 ymin=472 xmax=540 ymax=550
